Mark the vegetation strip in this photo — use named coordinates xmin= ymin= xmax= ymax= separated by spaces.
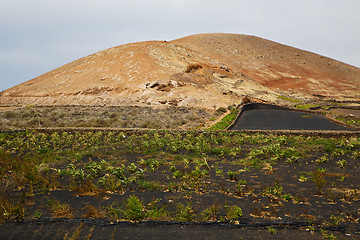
xmin=208 ymin=109 xmax=239 ymax=130
xmin=1 ymin=128 xmax=359 ymax=138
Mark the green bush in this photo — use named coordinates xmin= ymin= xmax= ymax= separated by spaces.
xmin=123 ymin=195 xmax=144 ymax=221
xmin=312 ymin=169 xmax=326 ymax=195
xmin=176 ymin=203 xmax=195 ymax=222
xmin=225 ymin=204 xmax=243 ymax=220
xmin=216 ymin=107 xmax=227 ymax=115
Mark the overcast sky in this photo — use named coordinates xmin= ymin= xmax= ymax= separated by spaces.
xmin=1 ymin=0 xmax=359 ymax=91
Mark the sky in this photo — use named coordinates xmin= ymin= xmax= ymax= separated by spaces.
xmin=1 ymin=0 xmax=359 ymax=91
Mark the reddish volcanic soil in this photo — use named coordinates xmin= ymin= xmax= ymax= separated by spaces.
xmin=1 ymin=33 xmax=359 ymax=109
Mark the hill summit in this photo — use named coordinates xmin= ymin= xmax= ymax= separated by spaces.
xmin=1 ymin=33 xmax=360 ymax=109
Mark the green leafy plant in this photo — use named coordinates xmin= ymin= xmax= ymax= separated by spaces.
xmin=315 ymin=155 xmax=328 ymax=164
xmin=282 ymin=193 xmax=293 ymax=202
xmin=85 ymin=161 xmax=104 ymax=179
xmin=140 ymin=158 xmax=160 ymax=172
xmin=227 ymin=170 xmax=237 ymax=181
xmin=307 ymin=226 xmax=315 ymax=233
xmin=128 ymin=163 xmax=138 ymax=173
xmin=321 ymin=229 xmax=337 ymax=239
xmin=122 ymin=195 xmax=145 ymax=221
xmin=98 ymin=174 xmax=123 ymax=192
xmin=146 ymin=206 xmax=168 ymax=220
xmin=176 ymin=203 xmax=195 ymax=222
xmin=197 ymin=157 xmax=211 ymax=170
xmin=267 ymin=226 xmax=277 ymax=234
xmin=338 ymin=175 xmax=345 ymax=182
xmin=172 ymin=170 xmax=182 ymax=178
xmin=33 ymin=210 xmax=42 ymax=219
xmin=215 ymin=168 xmax=224 ymax=176
xmin=235 ymin=180 xmax=251 ymax=197
xmin=262 ymin=182 xmax=283 ymax=197
xmin=328 ymin=214 xmax=342 ymax=226
xmin=107 ymin=202 xmax=122 ymax=220
xmin=145 ymin=199 xmax=168 ymax=220
xmin=312 ymin=169 xmax=326 ymax=195
xmin=201 ymin=205 xmax=218 ymax=221
xmin=298 ymin=172 xmax=310 ymax=182
xmin=225 ymin=204 xmax=243 ymax=221
xmin=336 ymin=159 xmax=347 ymax=168
xmin=237 ymin=180 xmax=247 ymax=186
xmin=138 ymin=181 xmax=163 ymax=191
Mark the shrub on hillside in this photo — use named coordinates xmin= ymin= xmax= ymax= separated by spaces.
xmin=185 ymin=64 xmax=202 ymax=73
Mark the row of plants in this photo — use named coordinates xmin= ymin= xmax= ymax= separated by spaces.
xmin=1 ymin=131 xmax=359 ymax=186
xmin=33 ymin=194 xmax=243 ymax=223
xmin=0 ymin=130 xmax=359 ymax=238
xmin=107 ymin=195 xmax=243 ymax=222
xmin=208 ymin=108 xmax=239 ymax=130
xmin=336 ymin=116 xmax=360 ymax=128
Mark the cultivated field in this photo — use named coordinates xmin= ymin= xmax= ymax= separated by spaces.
xmin=0 ymin=130 xmax=359 ymax=239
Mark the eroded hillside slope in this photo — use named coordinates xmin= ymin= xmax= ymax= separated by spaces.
xmin=1 ymin=33 xmax=359 ymax=110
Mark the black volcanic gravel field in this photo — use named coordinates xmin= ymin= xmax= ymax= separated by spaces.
xmin=229 ymin=103 xmax=355 ymax=131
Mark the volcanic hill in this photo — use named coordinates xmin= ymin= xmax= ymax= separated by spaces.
xmin=1 ymin=33 xmax=360 ymax=110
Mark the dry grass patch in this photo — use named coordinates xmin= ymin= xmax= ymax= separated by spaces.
xmin=47 ymin=199 xmax=73 ymax=218
xmin=0 ymin=106 xmax=213 ymax=130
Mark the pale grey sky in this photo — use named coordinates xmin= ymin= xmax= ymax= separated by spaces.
xmin=1 ymin=0 xmax=359 ymax=91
